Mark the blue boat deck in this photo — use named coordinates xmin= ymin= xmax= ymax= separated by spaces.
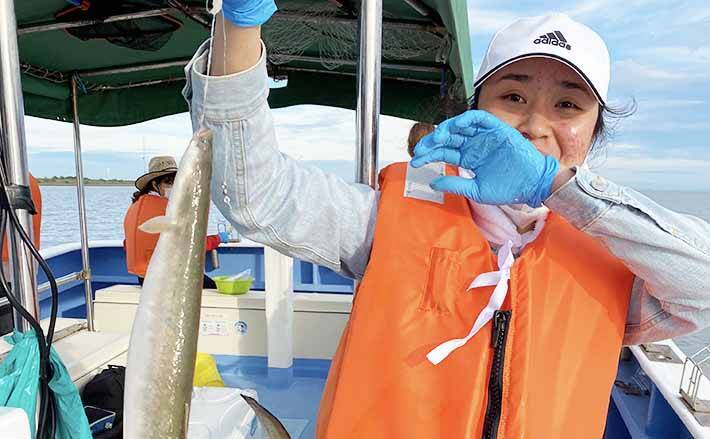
xmin=216 ymin=355 xmax=331 ymax=439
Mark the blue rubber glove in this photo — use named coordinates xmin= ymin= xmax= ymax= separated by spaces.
xmin=218 ymin=231 xmax=230 ymax=243
xmin=410 ymin=110 xmax=560 ymax=207
xmin=222 ymin=0 xmax=277 ymax=27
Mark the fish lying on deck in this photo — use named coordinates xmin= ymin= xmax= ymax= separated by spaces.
xmin=241 ymin=394 xmax=292 ymax=439
xmin=124 ymin=129 xmax=213 ymax=438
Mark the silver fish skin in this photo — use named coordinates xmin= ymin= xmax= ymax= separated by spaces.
xmin=124 ymin=129 xmax=213 ymax=439
xmin=241 ymin=394 xmax=292 ymax=439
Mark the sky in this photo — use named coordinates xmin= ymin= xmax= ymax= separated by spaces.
xmin=23 ymin=0 xmax=710 ymax=191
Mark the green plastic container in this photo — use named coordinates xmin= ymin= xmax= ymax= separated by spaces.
xmin=213 ymin=275 xmax=254 ymax=295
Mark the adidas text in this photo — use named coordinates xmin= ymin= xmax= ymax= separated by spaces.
xmin=533 ymin=31 xmax=572 ymax=50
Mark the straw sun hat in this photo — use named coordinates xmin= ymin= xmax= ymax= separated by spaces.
xmin=134 ymin=156 xmax=177 ymax=191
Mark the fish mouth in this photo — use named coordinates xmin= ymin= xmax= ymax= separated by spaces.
xmin=195 ymin=128 xmax=213 ymax=145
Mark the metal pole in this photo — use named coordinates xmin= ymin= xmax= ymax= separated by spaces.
xmin=18 ymin=8 xmax=173 ymax=35
xmin=0 ymin=0 xmax=38 ymax=332
xmin=273 ymin=11 xmax=444 ymax=33
xmin=277 ymin=66 xmax=441 ymax=85
xmin=81 ymin=59 xmax=189 ymax=78
xmin=355 ymin=0 xmax=383 ymax=188
xmin=18 ymin=8 xmax=445 ymax=36
xmin=277 ymin=54 xmax=443 ymax=74
xmin=70 ymin=75 xmax=95 ymax=331
xmin=401 ymin=0 xmax=431 ymax=17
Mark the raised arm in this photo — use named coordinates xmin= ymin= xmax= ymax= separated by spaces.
xmin=211 ymin=13 xmax=261 ymax=76
xmin=182 ymin=9 xmax=378 ymax=279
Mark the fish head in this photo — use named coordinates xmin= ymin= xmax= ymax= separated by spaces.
xmin=167 ymin=128 xmax=213 ymax=218
xmin=139 ymin=129 xmax=214 ymax=236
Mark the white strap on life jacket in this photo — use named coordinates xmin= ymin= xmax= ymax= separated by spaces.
xmin=426 ymin=240 xmax=515 ymax=365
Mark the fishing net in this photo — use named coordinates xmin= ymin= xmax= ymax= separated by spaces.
xmin=55 ymin=0 xmax=183 ymax=52
xmin=263 ymin=1 xmax=451 ymax=69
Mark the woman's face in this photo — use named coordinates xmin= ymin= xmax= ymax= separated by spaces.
xmin=153 ymin=175 xmax=174 ymax=198
xmin=477 ymin=58 xmax=600 ymax=167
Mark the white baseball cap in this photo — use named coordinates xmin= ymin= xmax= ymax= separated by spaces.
xmin=474 ymin=13 xmax=610 ymax=106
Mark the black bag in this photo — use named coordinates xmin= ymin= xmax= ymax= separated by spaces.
xmin=81 ymin=365 xmax=125 ymax=438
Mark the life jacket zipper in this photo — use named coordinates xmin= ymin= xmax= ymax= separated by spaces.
xmin=482 ymin=310 xmax=511 ymax=439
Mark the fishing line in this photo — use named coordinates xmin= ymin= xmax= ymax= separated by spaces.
xmin=198 ymin=2 xmax=221 ymax=128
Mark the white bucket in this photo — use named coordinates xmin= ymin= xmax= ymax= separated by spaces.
xmin=188 ymin=387 xmax=259 ymax=439
xmin=0 ymin=407 xmax=31 ymax=439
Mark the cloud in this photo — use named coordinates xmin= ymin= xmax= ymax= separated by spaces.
xmin=273 ymin=105 xmax=413 ymax=163
xmin=635 ymin=46 xmax=710 ymax=67
xmin=25 ymin=105 xmax=415 ymax=165
xmin=25 ymin=113 xmax=193 ymax=158
xmin=466 ymin=9 xmax=518 ymax=35
xmin=624 ymin=117 xmax=710 ymax=132
xmin=667 ymin=5 xmax=710 ymax=26
xmin=609 ymin=142 xmax=642 ymax=150
xmin=613 ymin=59 xmax=690 ymax=82
xmin=564 ymin=0 xmax=616 ymax=18
xmin=636 ymin=99 xmax=705 ymax=109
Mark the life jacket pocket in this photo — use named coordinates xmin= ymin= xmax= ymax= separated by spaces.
xmin=419 ymin=247 xmax=463 ymax=314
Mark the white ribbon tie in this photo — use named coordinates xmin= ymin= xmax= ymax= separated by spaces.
xmin=426 ymin=240 xmax=515 ymax=365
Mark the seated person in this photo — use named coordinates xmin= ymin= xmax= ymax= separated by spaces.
xmin=0 ymin=173 xmax=41 ymax=334
xmin=123 ymin=156 xmax=226 ymax=289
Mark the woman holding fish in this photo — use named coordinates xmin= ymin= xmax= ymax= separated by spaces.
xmin=181 ymin=3 xmax=710 ymax=438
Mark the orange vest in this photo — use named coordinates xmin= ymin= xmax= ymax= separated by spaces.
xmin=317 ymin=163 xmax=633 ymax=438
xmin=2 ymin=174 xmax=42 ymax=260
xmin=124 ymin=194 xmax=168 ymax=277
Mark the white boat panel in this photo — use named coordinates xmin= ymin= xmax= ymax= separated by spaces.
xmin=94 ymin=285 xmax=351 ymax=359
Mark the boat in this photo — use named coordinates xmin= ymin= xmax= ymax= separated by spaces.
xmin=0 ymin=1 xmax=708 ymax=438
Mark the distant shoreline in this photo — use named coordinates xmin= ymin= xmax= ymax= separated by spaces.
xmin=37 ymin=178 xmax=133 ymax=187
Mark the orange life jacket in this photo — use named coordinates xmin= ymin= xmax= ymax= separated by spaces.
xmin=124 ymin=194 xmax=220 ymax=277
xmin=2 ymin=174 xmax=42 ymax=260
xmin=124 ymin=194 xmax=168 ymax=277
xmin=317 ymin=163 xmax=633 ymax=439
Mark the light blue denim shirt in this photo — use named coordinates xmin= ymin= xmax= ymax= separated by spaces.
xmin=183 ymin=41 xmax=710 ymax=345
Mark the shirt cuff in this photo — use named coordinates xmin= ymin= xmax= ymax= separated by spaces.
xmin=182 ymin=39 xmax=268 ymax=121
xmin=544 ymin=165 xmax=624 ymax=230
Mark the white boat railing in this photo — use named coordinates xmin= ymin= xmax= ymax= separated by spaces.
xmin=69 ymin=74 xmax=95 ymax=331
xmin=680 ymin=345 xmax=710 ymax=415
xmin=37 ymin=271 xmax=85 ymax=294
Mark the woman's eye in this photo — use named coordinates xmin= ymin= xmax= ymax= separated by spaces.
xmin=502 ymin=94 xmax=524 ymax=103
xmin=558 ymin=100 xmax=580 ymax=110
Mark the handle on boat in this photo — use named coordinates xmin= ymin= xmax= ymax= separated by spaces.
xmin=210 ymin=249 xmax=220 ymax=269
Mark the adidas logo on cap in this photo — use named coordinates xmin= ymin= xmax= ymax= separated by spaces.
xmin=533 ymin=31 xmax=571 ymax=50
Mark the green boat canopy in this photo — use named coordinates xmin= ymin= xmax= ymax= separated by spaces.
xmin=15 ymin=0 xmax=474 ymax=126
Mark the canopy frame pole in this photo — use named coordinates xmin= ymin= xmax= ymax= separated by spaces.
xmin=402 ymin=0 xmax=431 ymax=17
xmin=17 ymin=8 xmax=173 ymax=35
xmin=0 ymin=0 xmax=39 ymax=332
xmin=70 ymin=75 xmax=95 ymax=331
xmin=355 ymin=0 xmax=383 ymax=188
xmin=18 ymin=8 xmax=443 ymax=36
